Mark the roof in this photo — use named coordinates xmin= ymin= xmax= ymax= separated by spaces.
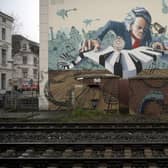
xmin=0 ymin=11 xmax=14 ymax=22
xmin=130 ymin=69 xmax=168 ymax=80
xmin=12 ymin=34 xmax=39 ymax=56
xmin=12 ymin=34 xmax=39 ymax=46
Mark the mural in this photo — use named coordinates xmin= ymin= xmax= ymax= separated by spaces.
xmin=47 ymin=70 xmax=119 ymax=111
xmin=139 ymin=91 xmax=164 ymax=114
xmin=49 ymin=0 xmax=168 ymax=75
xmin=41 ymin=0 xmax=168 ymax=111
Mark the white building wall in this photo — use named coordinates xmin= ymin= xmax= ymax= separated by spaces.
xmin=0 ymin=12 xmax=13 ymax=94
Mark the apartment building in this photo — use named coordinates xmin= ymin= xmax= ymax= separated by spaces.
xmin=0 ymin=11 xmax=14 ymax=94
xmin=12 ymin=34 xmax=39 ymax=91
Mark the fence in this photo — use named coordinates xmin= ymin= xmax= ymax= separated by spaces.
xmin=4 ymin=91 xmax=39 ymax=111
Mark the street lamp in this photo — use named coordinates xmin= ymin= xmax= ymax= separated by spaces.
xmin=8 ymin=59 xmax=14 ymax=90
xmin=8 ymin=59 xmax=15 ymax=109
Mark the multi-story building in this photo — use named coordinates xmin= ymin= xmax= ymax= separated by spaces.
xmin=12 ymin=35 xmax=39 ymax=91
xmin=0 ymin=11 xmax=14 ymax=94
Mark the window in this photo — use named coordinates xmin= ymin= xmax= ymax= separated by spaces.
xmin=34 ymin=57 xmax=37 ymax=66
xmin=1 ymin=49 xmax=6 ymax=65
xmin=2 ymin=17 xmax=6 ymax=23
xmin=1 ymin=74 xmax=6 ymax=89
xmin=33 ymin=69 xmax=38 ymax=79
xmin=22 ymin=69 xmax=28 ymax=78
xmin=23 ymin=56 xmax=27 ymax=64
xmin=2 ymin=28 xmax=6 ymax=40
xmin=22 ymin=44 xmax=27 ymax=50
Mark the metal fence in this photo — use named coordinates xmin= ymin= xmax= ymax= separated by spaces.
xmin=4 ymin=91 xmax=39 ymax=111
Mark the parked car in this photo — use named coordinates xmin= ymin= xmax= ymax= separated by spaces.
xmin=18 ymin=84 xmax=39 ymax=91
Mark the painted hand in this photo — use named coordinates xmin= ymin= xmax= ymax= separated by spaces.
xmin=152 ymin=42 xmax=164 ymax=50
xmin=80 ymin=39 xmax=101 ymax=52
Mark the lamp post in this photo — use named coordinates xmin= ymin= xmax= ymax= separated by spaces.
xmin=8 ymin=59 xmax=14 ymax=109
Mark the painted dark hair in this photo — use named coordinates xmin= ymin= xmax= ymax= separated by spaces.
xmin=124 ymin=7 xmax=152 ymax=31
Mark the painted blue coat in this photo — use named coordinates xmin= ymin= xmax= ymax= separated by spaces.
xmin=96 ymin=20 xmax=152 ymax=49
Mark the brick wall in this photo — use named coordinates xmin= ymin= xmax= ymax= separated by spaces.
xmin=129 ymin=78 xmax=168 ymax=116
xmin=48 ymin=70 xmax=120 ymax=112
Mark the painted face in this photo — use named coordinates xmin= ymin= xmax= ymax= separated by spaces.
xmin=131 ymin=17 xmax=147 ymax=40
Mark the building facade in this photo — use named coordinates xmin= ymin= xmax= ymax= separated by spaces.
xmin=12 ymin=35 xmax=39 ymax=91
xmin=0 ymin=11 xmax=14 ymax=94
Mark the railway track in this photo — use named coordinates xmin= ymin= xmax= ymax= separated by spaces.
xmin=0 ymin=142 xmax=168 ymax=167
xmin=0 ymin=122 xmax=168 ymax=131
xmin=0 ymin=122 xmax=168 ymax=167
xmin=0 ymin=143 xmax=168 ymax=167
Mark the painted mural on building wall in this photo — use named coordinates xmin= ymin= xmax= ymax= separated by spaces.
xmin=46 ymin=0 xmax=168 ymax=112
xmin=49 ymin=0 xmax=168 ymax=74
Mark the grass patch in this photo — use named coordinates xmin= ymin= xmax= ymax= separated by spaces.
xmin=58 ymin=108 xmax=122 ymax=122
xmin=2 ymin=108 xmax=168 ymax=123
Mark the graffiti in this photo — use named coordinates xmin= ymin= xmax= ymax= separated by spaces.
xmin=142 ymin=79 xmax=168 ymax=89
xmin=43 ymin=80 xmax=71 ymax=107
xmin=139 ymin=91 xmax=164 ymax=113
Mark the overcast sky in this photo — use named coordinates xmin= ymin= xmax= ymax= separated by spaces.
xmin=0 ymin=0 xmax=39 ymax=42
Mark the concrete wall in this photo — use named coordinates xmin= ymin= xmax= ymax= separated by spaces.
xmin=39 ymin=0 xmax=49 ymax=110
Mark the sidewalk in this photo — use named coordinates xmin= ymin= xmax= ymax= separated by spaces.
xmin=0 ymin=109 xmax=35 ymax=120
xmin=0 ymin=109 xmax=66 ymax=121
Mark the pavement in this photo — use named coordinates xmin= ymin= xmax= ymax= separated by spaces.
xmin=0 ymin=109 xmax=37 ymax=120
xmin=0 ymin=108 xmax=67 ymax=121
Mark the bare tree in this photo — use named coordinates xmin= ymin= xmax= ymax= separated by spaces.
xmin=10 ymin=12 xmax=23 ymax=34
